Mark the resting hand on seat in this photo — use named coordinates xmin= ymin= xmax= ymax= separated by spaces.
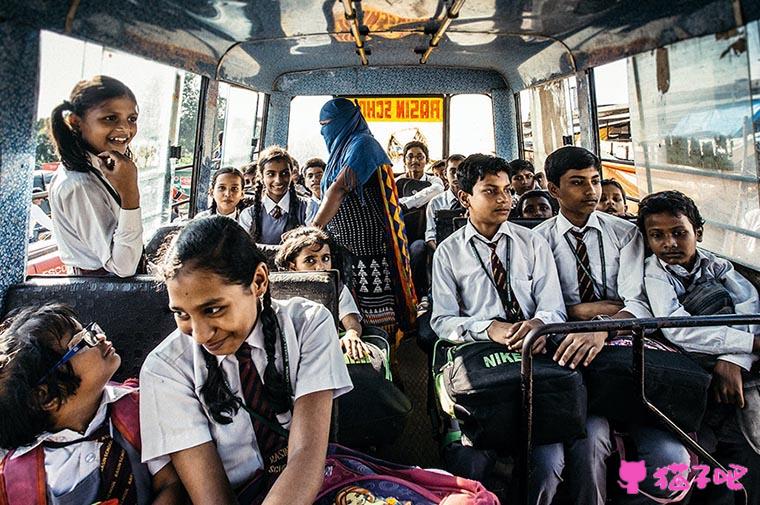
xmin=487 ymin=318 xmax=546 ymax=354
xmin=553 ymin=331 xmax=608 ymax=369
xmin=566 ymin=300 xmax=624 ymax=321
xmin=713 ymin=359 xmax=745 ymax=408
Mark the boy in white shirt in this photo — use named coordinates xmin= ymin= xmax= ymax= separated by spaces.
xmin=432 ymin=153 xmax=610 ymax=505
xmin=535 ymin=146 xmax=689 ymax=504
xmin=425 ymin=154 xmax=465 ymax=251
xmin=639 ymin=190 xmax=760 ymax=504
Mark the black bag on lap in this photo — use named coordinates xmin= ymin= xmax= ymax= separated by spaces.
xmin=435 ymin=341 xmax=587 ymax=451
xmin=337 ymin=334 xmax=412 ymax=448
xmin=583 ymin=335 xmax=712 ymax=432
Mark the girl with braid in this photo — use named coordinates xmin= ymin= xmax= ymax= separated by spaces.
xmin=48 ymin=75 xmax=144 ymax=276
xmin=238 ymin=146 xmax=308 ymax=244
xmin=139 ymin=216 xmax=352 ymax=504
xmin=194 ymin=167 xmax=252 ymax=222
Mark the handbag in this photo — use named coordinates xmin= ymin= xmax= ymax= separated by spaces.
xmin=434 ymin=340 xmax=587 ymax=451
xmin=583 ymin=335 xmax=711 ymax=432
xmin=337 ymin=331 xmax=413 ymax=447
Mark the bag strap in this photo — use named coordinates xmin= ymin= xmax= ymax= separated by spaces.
xmin=0 ymin=446 xmax=47 ymax=505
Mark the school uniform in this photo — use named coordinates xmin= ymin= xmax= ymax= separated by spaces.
xmin=535 ymin=211 xmax=689 ymax=504
xmin=396 ymin=173 xmax=444 ymax=210
xmin=305 ymin=196 xmax=320 ymax=224
xmin=645 ymin=249 xmax=760 ymax=504
xmin=194 ymin=207 xmax=243 ymax=223
xmin=139 ymin=297 xmax=352 ymax=490
xmin=534 ymin=211 xmax=651 ymax=318
xmin=339 ymin=285 xmax=361 ymax=323
xmin=431 ymin=220 xmax=610 ymax=505
xmin=49 ymin=156 xmax=143 ymax=277
xmin=424 ymin=190 xmax=459 ymax=244
xmin=238 ymin=192 xmax=308 ymax=245
xmin=9 ymin=384 xmax=168 ymax=505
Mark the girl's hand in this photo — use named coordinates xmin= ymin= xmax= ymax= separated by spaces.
xmin=340 ymin=331 xmax=371 ymax=360
xmin=98 ymin=150 xmax=140 ymax=209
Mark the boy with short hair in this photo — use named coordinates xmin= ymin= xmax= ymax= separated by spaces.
xmin=535 ymin=146 xmax=689 ymax=503
xmin=425 ymin=154 xmax=465 ymax=251
xmin=303 ymin=157 xmax=326 ymax=223
xmin=518 ymin=189 xmax=556 ymax=220
xmin=0 ymin=304 xmax=183 ymax=505
xmin=639 ymin=190 xmax=760 ymax=504
xmin=508 ymin=159 xmax=537 ymax=199
xmin=598 ymin=178 xmax=631 ymax=217
xmin=432 ymin=153 xmax=610 ymax=505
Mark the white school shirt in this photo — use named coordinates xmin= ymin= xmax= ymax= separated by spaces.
xmin=194 ymin=207 xmax=242 ymax=223
xmin=397 ymin=173 xmax=444 ymax=210
xmin=11 ymin=384 xmax=168 ymax=497
xmin=431 ymin=220 xmax=566 ymax=342
xmin=534 ymin=211 xmax=652 ymax=318
xmin=424 ymin=190 xmax=458 ymax=243
xmin=49 ymin=157 xmax=143 ymax=276
xmin=139 ymin=297 xmax=353 ymax=489
xmin=644 ymin=249 xmax=759 ymax=371
xmin=29 ymin=204 xmax=55 ymax=239
xmin=238 ymin=191 xmax=291 ymax=231
xmin=339 ymin=285 xmax=361 ymax=322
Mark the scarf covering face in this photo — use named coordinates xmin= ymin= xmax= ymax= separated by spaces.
xmin=320 ymin=98 xmax=391 ymax=197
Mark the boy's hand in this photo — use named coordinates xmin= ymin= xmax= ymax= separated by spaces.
xmin=567 ymin=300 xmax=623 ymax=321
xmin=340 ymin=330 xmax=371 ymax=360
xmin=713 ymin=360 xmax=745 ymax=408
xmin=487 ymin=320 xmax=517 ymax=346
xmin=553 ymin=331 xmax=608 ymax=369
xmin=487 ymin=319 xmax=546 ymax=353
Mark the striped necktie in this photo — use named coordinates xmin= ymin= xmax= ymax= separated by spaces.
xmin=485 ymin=241 xmax=524 ymax=323
xmin=568 ymin=229 xmax=597 ymax=303
xmin=270 ymin=205 xmax=283 ymax=220
xmin=236 ymin=342 xmax=288 ymax=475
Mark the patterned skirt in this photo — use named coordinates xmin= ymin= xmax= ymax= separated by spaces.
xmin=326 ymin=177 xmax=411 ymax=336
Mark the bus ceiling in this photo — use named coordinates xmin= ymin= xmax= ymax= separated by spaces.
xmin=2 ymin=0 xmax=757 ymax=93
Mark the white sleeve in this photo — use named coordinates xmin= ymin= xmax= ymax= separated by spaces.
xmin=31 ymin=205 xmax=55 ymax=232
xmin=139 ymin=354 xmax=214 ymax=462
xmin=617 ymin=229 xmax=653 ymax=318
xmin=58 ymin=182 xmax=143 ymax=277
xmin=399 ymin=176 xmax=444 ymax=209
xmin=531 ymin=236 xmax=567 ymax=324
xmin=424 ymin=200 xmax=437 ymax=243
xmin=293 ymin=303 xmax=353 ymax=399
xmin=338 ymin=285 xmax=361 ymax=322
xmin=431 ymin=245 xmax=492 ymax=342
xmin=238 ymin=207 xmax=253 ymax=233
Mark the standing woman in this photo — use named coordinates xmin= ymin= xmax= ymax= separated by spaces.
xmin=48 ymin=75 xmax=143 ymax=277
xmin=311 ymin=98 xmax=416 ymax=341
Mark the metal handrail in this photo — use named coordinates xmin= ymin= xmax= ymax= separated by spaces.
xmin=520 ymin=314 xmax=760 ymax=505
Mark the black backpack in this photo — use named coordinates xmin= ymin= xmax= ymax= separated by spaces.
xmin=434 ymin=340 xmax=587 ymax=452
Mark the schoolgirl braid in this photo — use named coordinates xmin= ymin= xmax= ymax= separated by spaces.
xmin=284 ymin=182 xmax=302 ymax=233
xmin=260 ymin=290 xmax=292 ymax=413
xmin=249 ymin=180 xmax=265 ymax=242
xmin=200 ymin=347 xmax=240 ymax=424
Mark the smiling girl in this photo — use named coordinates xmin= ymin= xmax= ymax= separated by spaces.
xmin=195 ymin=167 xmax=251 ymax=222
xmin=139 ymin=216 xmax=352 ymax=504
xmin=48 ymin=75 xmax=144 ymax=277
xmin=239 ymin=145 xmax=307 ymax=244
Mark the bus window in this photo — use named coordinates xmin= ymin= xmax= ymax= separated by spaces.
xmin=216 ymin=84 xmax=266 ymax=169
xmin=28 ymin=31 xmax=198 ymax=274
xmin=521 ymin=76 xmax=579 ymax=171
xmin=449 ymin=94 xmax=495 ymax=156
xmin=628 ymin=21 xmax=760 ymax=267
xmin=287 ymin=95 xmax=332 ymax=164
xmin=593 ymin=59 xmax=638 ymax=211
xmin=518 ymin=89 xmax=533 ymax=163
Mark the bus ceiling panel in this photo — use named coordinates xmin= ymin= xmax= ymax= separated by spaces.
xmin=3 ymin=0 xmax=758 ymax=91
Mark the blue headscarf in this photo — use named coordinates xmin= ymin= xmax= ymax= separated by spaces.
xmin=320 ymin=98 xmax=391 ymax=197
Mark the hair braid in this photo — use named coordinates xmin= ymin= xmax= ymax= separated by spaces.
xmin=199 ymin=346 xmax=240 ymax=424
xmin=50 ymin=102 xmax=93 ymax=173
xmin=285 ymin=182 xmax=301 ymax=234
xmin=260 ymin=290 xmax=292 ymax=414
xmin=250 ymin=181 xmax=264 ymax=242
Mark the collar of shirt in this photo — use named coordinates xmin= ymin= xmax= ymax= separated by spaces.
xmin=660 ymin=248 xmax=710 ymax=278
xmin=215 ymin=317 xmax=266 ymax=365
xmin=444 ymin=190 xmax=456 ymax=205
xmin=463 ymin=219 xmax=514 ymax=246
xmin=263 ymin=191 xmax=290 ymax=214
xmin=12 ymin=384 xmax=136 ymax=458
xmin=556 ymin=210 xmax=602 ymax=236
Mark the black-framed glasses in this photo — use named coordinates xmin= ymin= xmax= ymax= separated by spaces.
xmin=36 ymin=322 xmax=103 ymax=385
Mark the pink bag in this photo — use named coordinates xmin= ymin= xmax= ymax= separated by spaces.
xmin=314 ymin=444 xmax=499 ymax=505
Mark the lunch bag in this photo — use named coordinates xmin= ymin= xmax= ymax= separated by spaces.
xmin=434 ymin=340 xmax=587 ymax=451
xmin=337 ymin=331 xmax=412 ymax=447
xmin=583 ymin=335 xmax=711 ymax=432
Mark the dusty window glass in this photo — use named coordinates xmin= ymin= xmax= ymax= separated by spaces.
xmin=449 ymin=94 xmax=495 ymax=156
xmin=525 ymin=76 xmax=578 ymax=171
xmin=628 ymin=23 xmax=760 ymax=266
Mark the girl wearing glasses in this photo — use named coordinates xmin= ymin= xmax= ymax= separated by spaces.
xmin=139 ymin=216 xmax=352 ymax=504
xmin=0 ymin=304 xmax=183 ymax=504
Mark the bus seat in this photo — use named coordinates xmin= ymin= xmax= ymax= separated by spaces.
xmin=144 ymin=222 xmax=184 ymax=263
xmin=257 ymin=243 xmax=280 ymax=271
xmin=434 ymin=208 xmax=466 ymax=244
xmin=1 ymin=271 xmax=340 ymax=381
xmin=396 ymin=178 xmax=431 ymax=243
